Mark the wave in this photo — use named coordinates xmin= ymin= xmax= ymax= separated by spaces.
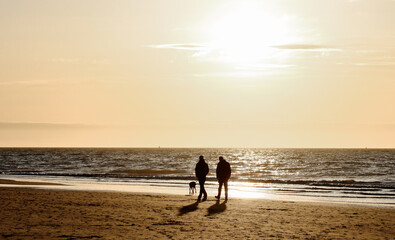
xmin=238 ymin=179 xmax=395 ymax=189
xmin=2 ymin=172 xmax=394 ymax=189
xmin=109 ymin=169 xmax=186 ymax=175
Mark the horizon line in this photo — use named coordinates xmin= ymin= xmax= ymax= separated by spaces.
xmin=0 ymin=146 xmax=393 ymax=150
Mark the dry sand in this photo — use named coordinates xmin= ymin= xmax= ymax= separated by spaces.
xmin=0 ymin=181 xmax=394 ymax=239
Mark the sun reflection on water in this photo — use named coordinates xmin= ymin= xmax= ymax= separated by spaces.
xmin=228 ymin=182 xmax=272 ymax=199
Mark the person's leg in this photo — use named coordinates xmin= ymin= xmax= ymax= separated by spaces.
xmin=200 ymin=178 xmax=207 ymax=201
xmin=216 ymin=181 xmax=223 ymax=199
xmin=198 ymin=179 xmax=204 ymax=201
xmin=201 ymin=179 xmax=207 ymax=200
xmin=224 ymin=181 xmax=228 ymax=200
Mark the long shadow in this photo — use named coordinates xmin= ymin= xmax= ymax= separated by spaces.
xmin=207 ymin=201 xmax=227 ymax=215
xmin=178 ymin=201 xmax=199 ymax=216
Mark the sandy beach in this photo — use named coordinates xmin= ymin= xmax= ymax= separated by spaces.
xmin=0 ymin=180 xmax=394 ymax=239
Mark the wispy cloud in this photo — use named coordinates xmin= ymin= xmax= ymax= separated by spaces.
xmin=353 ymin=62 xmax=395 ymax=66
xmin=0 ymin=122 xmax=106 ymax=130
xmin=0 ymin=80 xmax=53 ymax=86
xmin=271 ymin=44 xmax=341 ymax=52
xmin=0 ymin=79 xmax=102 ymax=87
xmin=192 ymin=69 xmax=287 ymax=78
xmin=149 ymin=43 xmax=210 ymax=51
xmin=235 ymin=63 xmax=295 ymax=71
xmin=151 ymin=43 xmax=342 ymax=56
xmin=50 ymin=58 xmax=80 ymax=63
xmin=49 ymin=57 xmax=110 ymax=65
xmin=192 ymin=71 xmax=265 ymax=78
xmin=355 ymin=50 xmax=385 ymax=54
xmin=150 ymin=42 xmax=341 ymax=77
xmin=345 ymin=0 xmax=394 ymax=2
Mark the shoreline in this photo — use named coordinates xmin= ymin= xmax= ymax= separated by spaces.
xmin=0 ymin=179 xmax=65 ymax=186
xmin=1 ymin=176 xmax=394 ymax=209
xmin=1 ymin=186 xmax=394 ymax=239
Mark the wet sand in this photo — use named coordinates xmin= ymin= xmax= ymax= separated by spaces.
xmin=0 ymin=179 xmax=64 ymax=186
xmin=0 ymin=184 xmax=394 ymax=239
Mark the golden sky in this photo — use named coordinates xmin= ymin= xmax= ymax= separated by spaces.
xmin=0 ymin=0 xmax=394 ymax=147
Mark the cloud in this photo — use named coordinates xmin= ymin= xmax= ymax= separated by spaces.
xmin=236 ymin=63 xmax=295 ymax=71
xmin=353 ymin=62 xmax=395 ymax=66
xmin=150 ymin=42 xmax=342 ymax=77
xmin=0 ymin=79 xmax=102 ymax=87
xmin=193 ymin=72 xmax=254 ymax=78
xmin=192 ymin=71 xmax=274 ymax=78
xmin=355 ymin=50 xmax=384 ymax=54
xmin=150 ymin=43 xmax=342 ymax=62
xmin=348 ymin=0 xmax=395 ymax=4
xmin=152 ymin=43 xmax=340 ymax=52
xmin=149 ymin=43 xmax=210 ymax=51
xmin=50 ymin=58 xmax=80 ymax=63
xmin=49 ymin=57 xmax=110 ymax=65
xmin=0 ymin=80 xmax=53 ymax=86
xmin=0 ymin=122 xmax=106 ymax=130
xmin=271 ymin=44 xmax=341 ymax=52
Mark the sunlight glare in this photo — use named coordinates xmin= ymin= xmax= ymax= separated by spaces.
xmin=207 ymin=4 xmax=293 ymax=64
xmin=228 ymin=182 xmax=271 ymax=199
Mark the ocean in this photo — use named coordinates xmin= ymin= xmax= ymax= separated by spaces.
xmin=0 ymin=148 xmax=394 ymax=207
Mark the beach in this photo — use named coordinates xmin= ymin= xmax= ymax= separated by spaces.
xmin=0 ymin=180 xmax=394 ymax=239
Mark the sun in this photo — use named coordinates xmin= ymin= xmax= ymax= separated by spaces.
xmin=206 ymin=3 xmax=293 ymax=65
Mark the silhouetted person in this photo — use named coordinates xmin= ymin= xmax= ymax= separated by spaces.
xmin=215 ymin=156 xmax=231 ymax=201
xmin=195 ymin=155 xmax=209 ymax=201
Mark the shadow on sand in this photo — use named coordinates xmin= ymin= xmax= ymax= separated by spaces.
xmin=178 ymin=201 xmax=199 ymax=216
xmin=207 ymin=200 xmax=227 ymax=215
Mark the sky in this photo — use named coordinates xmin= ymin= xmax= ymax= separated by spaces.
xmin=0 ymin=0 xmax=394 ymax=148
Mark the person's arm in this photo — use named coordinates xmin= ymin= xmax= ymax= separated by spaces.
xmin=195 ymin=164 xmax=198 ymax=178
xmin=227 ymin=163 xmax=231 ymax=180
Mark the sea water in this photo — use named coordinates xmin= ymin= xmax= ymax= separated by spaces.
xmin=0 ymin=148 xmax=394 ymax=207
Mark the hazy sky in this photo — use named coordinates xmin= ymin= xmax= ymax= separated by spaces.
xmin=0 ymin=0 xmax=394 ymax=147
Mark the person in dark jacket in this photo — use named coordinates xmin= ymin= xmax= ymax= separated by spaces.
xmin=195 ymin=155 xmax=209 ymax=201
xmin=215 ymin=156 xmax=231 ymax=201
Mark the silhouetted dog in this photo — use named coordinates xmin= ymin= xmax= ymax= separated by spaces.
xmin=189 ymin=181 xmax=196 ymax=195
